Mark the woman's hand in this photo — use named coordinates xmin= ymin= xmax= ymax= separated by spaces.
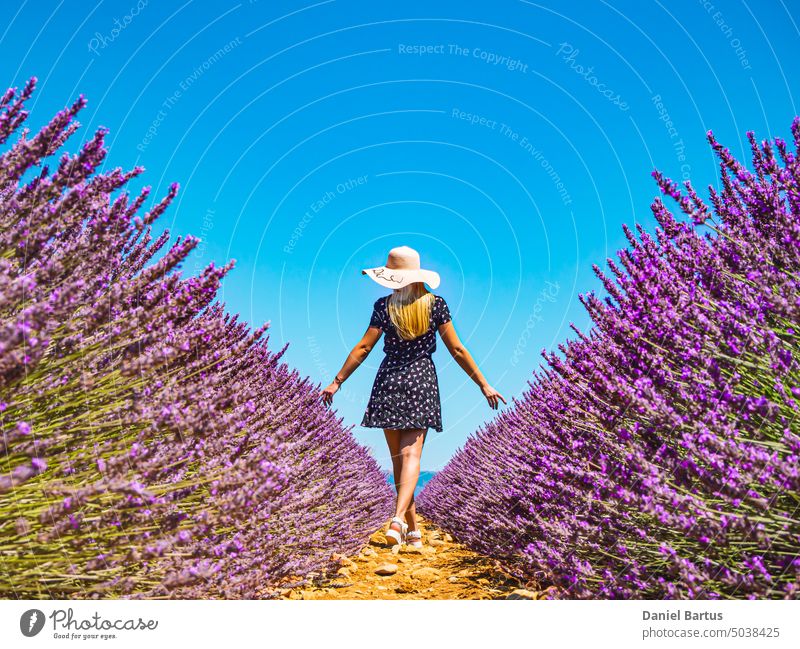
xmin=481 ymin=384 xmax=507 ymax=410
xmin=321 ymin=382 xmax=339 ymax=407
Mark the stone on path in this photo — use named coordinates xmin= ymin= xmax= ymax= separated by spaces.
xmin=375 ymin=563 xmax=398 ymax=576
xmin=401 ymin=545 xmax=422 ymax=554
xmin=428 ymin=539 xmax=445 ymax=546
xmin=506 ymin=588 xmax=537 ymax=600
xmin=411 ymin=567 xmax=441 ymax=582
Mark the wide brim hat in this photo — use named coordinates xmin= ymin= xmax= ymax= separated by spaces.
xmin=361 ymin=245 xmax=440 ymax=290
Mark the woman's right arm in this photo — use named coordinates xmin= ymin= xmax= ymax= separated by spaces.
xmin=320 ymin=326 xmax=382 ymax=406
xmin=438 ymin=321 xmax=507 ymax=410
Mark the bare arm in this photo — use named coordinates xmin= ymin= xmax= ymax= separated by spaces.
xmin=321 ymin=326 xmax=382 ymax=406
xmin=438 ymin=320 xmax=507 ymax=409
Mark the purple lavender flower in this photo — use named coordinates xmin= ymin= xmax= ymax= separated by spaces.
xmin=419 ymin=117 xmax=800 ymax=600
xmin=0 ymin=77 xmax=394 ymax=599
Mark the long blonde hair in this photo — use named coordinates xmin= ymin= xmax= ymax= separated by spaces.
xmin=387 ymin=282 xmax=435 ymax=340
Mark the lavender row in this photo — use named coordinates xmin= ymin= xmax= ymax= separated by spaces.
xmin=0 ymin=77 xmax=394 ymax=599
xmin=418 ymin=117 xmax=800 ymax=599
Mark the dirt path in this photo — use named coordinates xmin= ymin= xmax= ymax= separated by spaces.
xmin=278 ymin=515 xmax=543 ymax=600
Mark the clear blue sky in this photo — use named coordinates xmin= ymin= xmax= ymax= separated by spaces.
xmin=2 ymin=1 xmax=798 ymax=470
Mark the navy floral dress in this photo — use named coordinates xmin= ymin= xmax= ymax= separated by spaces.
xmin=361 ymin=294 xmax=452 ymax=432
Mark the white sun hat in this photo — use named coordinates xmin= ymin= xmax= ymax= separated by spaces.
xmin=361 ymin=245 xmax=441 ymax=289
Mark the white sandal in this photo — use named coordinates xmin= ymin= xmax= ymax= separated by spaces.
xmin=385 ymin=516 xmax=408 ymax=546
xmin=405 ymin=529 xmax=423 ymax=548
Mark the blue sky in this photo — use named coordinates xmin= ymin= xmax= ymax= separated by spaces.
xmin=2 ymin=1 xmax=798 ymax=470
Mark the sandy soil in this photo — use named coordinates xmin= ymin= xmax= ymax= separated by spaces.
xmin=276 ymin=515 xmax=544 ymax=600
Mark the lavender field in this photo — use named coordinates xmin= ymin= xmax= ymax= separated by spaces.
xmin=418 ymin=118 xmax=800 ymax=599
xmin=0 ymin=78 xmax=394 ymax=599
xmin=4 ymin=72 xmax=798 ymax=603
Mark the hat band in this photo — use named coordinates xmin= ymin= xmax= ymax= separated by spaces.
xmin=372 ymin=268 xmax=407 ymax=283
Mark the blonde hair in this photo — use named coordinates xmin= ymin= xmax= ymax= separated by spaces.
xmin=387 ymin=282 xmax=435 ymax=340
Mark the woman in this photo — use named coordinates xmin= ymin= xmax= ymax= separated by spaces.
xmin=321 ymin=246 xmax=506 ymax=548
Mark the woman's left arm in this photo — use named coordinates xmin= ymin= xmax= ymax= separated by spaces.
xmin=321 ymin=326 xmax=382 ymax=406
xmin=438 ymin=320 xmax=507 ymax=410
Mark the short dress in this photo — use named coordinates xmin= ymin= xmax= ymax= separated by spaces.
xmin=361 ymin=294 xmax=452 ymax=432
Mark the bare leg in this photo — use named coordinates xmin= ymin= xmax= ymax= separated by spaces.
xmin=384 ymin=428 xmax=402 ymax=490
xmin=386 ymin=443 xmax=418 ymax=529
xmin=383 ymin=429 xmax=403 ymax=544
xmin=394 ymin=428 xmax=427 ymax=528
xmin=405 ymin=496 xmax=418 ymax=532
